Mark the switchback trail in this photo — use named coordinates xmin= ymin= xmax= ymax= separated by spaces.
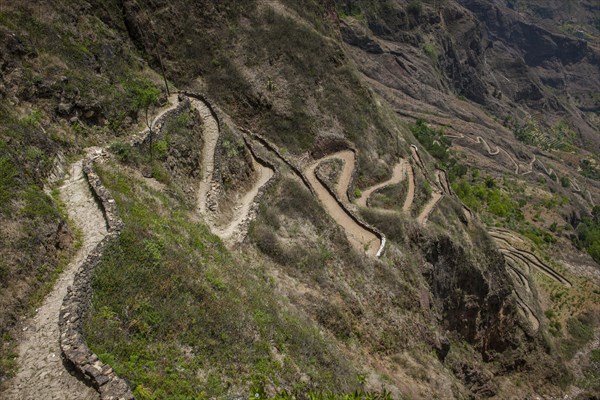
xmin=328 ymin=150 xmax=355 ymax=202
xmin=356 ymin=161 xmax=406 ymax=208
xmin=444 ymin=132 xmax=521 ymax=174
xmin=411 ymin=145 xmax=444 ymax=224
xmin=3 ymin=94 xmax=181 ymax=400
xmin=491 ymin=229 xmax=572 ymax=287
xmin=416 ymin=190 xmax=444 ymax=225
xmin=403 ymin=163 xmax=415 ymax=212
xmin=3 ymin=156 xmax=105 ymax=400
xmin=305 ymin=152 xmax=381 ymax=256
xmin=191 ymin=96 xmax=275 ymax=243
xmin=213 ymin=155 xmax=274 ymax=241
xmin=193 ymin=98 xmax=220 ymax=215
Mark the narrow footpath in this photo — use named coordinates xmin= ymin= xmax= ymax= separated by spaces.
xmin=3 ymin=155 xmax=105 ymax=400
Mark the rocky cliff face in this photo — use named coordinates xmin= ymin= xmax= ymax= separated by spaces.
xmin=0 ymin=0 xmax=598 ymax=398
xmin=339 ymin=0 xmax=599 ymax=151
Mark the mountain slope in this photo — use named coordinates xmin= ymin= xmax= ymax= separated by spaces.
xmin=0 ymin=0 xmax=598 ymax=399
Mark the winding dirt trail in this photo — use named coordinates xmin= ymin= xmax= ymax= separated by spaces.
xmin=445 ymin=132 xmax=521 ymax=174
xmin=403 ymin=163 xmax=415 ymax=212
xmin=436 ymin=169 xmax=453 ymax=196
xmin=191 ymin=97 xmax=275 ymax=243
xmin=499 ymin=248 xmax=572 ymax=287
xmin=489 ymin=228 xmax=572 ymax=286
xmin=323 ymin=150 xmax=355 ymax=202
xmin=410 ymin=145 xmax=444 ymax=224
xmin=305 ymin=154 xmax=381 ymax=256
xmin=3 ymin=94 xmax=182 ymax=400
xmin=410 ymin=145 xmax=426 ymax=172
xmin=416 ymin=190 xmax=444 ymax=225
xmin=3 ymin=155 xmax=105 ymax=400
xmin=193 ymin=98 xmax=220 ymax=215
xmin=356 ymin=161 xmax=406 ymax=208
xmin=213 ymin=156 xmax=274 ymax=241
xmin=514 ymin=293 xmax=540 ymax=331
xmin=474 ymin=136 xmax=500 ymax=155
xmin=506 ymin=262 xmax=540 ymax=331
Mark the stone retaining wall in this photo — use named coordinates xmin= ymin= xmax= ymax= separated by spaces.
xmin=231 ymin=135 xmax=280 ymax=243
xmin=241 ymin=128 xmax=316 ymax=196
xmin=58 ymin=154 xmax=134 ymax=400
xmin=179 ymin=90 xmax=226 ymax=208
xmin=314 ymin=167 xmax=387 ymax=257
xmin=134 ymin=95 xmax=190 ymax=148
xmin=245 ymin=130 xmax=386 ymax=257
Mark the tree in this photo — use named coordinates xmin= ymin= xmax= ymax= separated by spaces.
xmin=592 ymin=205 xmax=600 ymax=225
xmin=133 ymin=83 xmax=161 ymax=161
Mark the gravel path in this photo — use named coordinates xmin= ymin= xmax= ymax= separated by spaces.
xmin=191 ymin=97 xmax=275 ymax=242
xmin=194 ymin=98 xmax=220 ymax=215
xmin=3 ymin=156 xmax=106 ymax=400
xmin=213 ymin=155 xmax=274 ymax=241
xmin=416 ymin=190 xmax=444 ymax=225
xmin=305 ymin=153 xmax=381 ymax=256
xmin=356 ymin=161 xmax=406 ymax=208
xmin=402 ymin=164 xmax=415 ymax=212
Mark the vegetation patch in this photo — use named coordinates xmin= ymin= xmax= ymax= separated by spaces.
xmin=573 ymin=205 xmax=600 ymax=263
xmin=86 ymin=164 xmax=360 ymax=398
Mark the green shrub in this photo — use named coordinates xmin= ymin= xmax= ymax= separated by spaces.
xmin=20 ymin=186 xmax=60 ymax=222
xmin=410 ymin=119 xmax=450 ymax=164
xmin=109 ymin=141 xmax=134 ymax=163
xmin=580 ymin=159 xmax=600 ymax=181
xmin=87 ymin=166 xmax=358 ymax=397
xmin=152 ymin=139 xmax=168 ymax=160
xmin=591 ymin=349 xmax=600 ymax=363
xmin=567 ymin=316 xmax=594 ymax=343
xmin=0 ymin=156 xmax=18 ymax=212
xmin=422 ymin=42 xmax=438 ymax=62
xmin=575 ymin=208 xmax=600 ymax=263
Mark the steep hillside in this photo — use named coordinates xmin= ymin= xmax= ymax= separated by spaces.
xmin=0 ymin=0 xmax=598 ymax=399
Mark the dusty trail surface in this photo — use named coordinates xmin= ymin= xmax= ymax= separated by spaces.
xmin=305 ymin=154 xmax=380 ymax=256
xmin=490 ymin=228 xmax=571 ymax=287
xmin=403 ymin=164 xmax=415 ymax=212
xmin=357 ymin=161 xmax=406 ymax=208
xmin=436 ymin=169 xmax=453 ymax=196
xmin=194 ymin=98 xmax=220 ymax=215
xmin=214 ymin=156 xmax=274 ymax=241
xmin=3 ymin=157 xmax=105 ymax=400
xmin=191 ymin=96 xmax=275 ymax=242
xmin=416 ymin=190 xmax=443 ymax=225
xmin=410 ymin=145 xmax=443 ymax=224
xmin=319 ymin=150 xmax=355 ymax=201
xmin=410 ymin=145 xmax=426 ymax=171
xmin=3 ymin=95 xmax=181 ymax=400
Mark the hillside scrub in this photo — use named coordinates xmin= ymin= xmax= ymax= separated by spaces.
xmin=0 ymin=107 xmax=74 ymax=379
xmin=574 ymin=206 xmax=600 ymax=264
xmin=85 ymin=160 xmax=361 ymax=398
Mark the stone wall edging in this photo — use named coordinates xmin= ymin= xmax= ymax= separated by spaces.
xmin=241 ymin=128 xmax=316 ymax=196
xmin=314 ymin=167 xmax=387 ymax=257
xmin=179 ymin=91 xmax=227 ymax=213
xmin=133 ymin=96 xmax=190 ymax=148
xmin=242 ymin=130 xmax=386 ymax=257
xmin=58 ymin=156 xmax=134 ymax=400
xmin=232 ymin=135 xmax=280 ymax=243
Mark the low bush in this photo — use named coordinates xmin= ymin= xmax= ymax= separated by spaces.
xmin=86 ymin=165 xmax=359 ymax=398
xmin=574 ymin=206 xmax=600 ymax=263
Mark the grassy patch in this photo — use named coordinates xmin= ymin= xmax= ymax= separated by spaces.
xmin=580 ymin=159 xmax=600 ymax=181
xmin=86 ymin=165 xmax=359 ymax=398
xmin=559 ymin=313 xmax=595 ymax=360
xmin=573 ymin=206 xmax=600 ymax=264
